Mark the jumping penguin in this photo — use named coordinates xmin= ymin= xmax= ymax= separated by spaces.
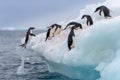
xmin=20 ymin=27 xmax=36 ymax=48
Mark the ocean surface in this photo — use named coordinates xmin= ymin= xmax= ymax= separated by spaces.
xmin=0 ymin=30 xmax=73 ymax=80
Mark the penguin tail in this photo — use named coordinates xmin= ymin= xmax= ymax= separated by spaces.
xmin=68 ymin=45 xmax=71 ymax=51
xmin=108 ymin=15 xmax=111 ymax=17
xmin=64 ymin=28 xmax=66 ymax=30
xmin=45 ymin=38 xmax=47 ymax=41
xmin=19 ymin=43 xmax=26 ymax=48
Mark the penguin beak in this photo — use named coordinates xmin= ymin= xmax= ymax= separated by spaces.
xmin=81 ymin=16 xmax=84 ymax=19
xmin=94 ymin=10 xmax=97 ymax=13
xmin=32 ymin=27 xmax=35 ymax=29
xmin=47 ymin=26 xmax=52 ymax=29
xmin=47 ymin=26 xmax=50 ymax=28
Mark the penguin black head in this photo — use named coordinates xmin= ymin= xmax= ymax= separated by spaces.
xmin=58 ymin=25 xmax=62 ymax=28
xmin=29 ymin=27 xmax=35 ymax=30
xmin=81 ymin=15 xmax=90 ymax=19
xmin=94 ymin=7 xmax=100 ymax=13
xmin=47 ymin=25 xmax=54 ymax=29
xmin=81 ymin=15 xmax=86 ymax=19
xmin=77 ymin=24 xmax=82 ymax=29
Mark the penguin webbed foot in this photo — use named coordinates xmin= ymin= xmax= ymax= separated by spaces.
xmin=68 ymin=45 xmax=75 ymax=51
xmin=19 ymin=43 xmax=26 ymax=48
xmin=105 ymin=15 xmax=112 ymax=19
xmin=107 ymin=15 xmax=112 ymax=18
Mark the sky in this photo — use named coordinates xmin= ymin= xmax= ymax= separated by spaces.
xmin=0 ymin=0 xmax=103 ymax=30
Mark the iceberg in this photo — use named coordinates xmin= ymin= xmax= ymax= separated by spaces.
xmin=20 ymin=0 xmax=120 ymax=80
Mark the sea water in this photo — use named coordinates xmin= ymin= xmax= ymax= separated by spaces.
xmin=0 ymin=30 xmax=73 ymax=80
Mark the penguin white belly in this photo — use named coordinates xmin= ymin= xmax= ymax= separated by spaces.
xmin=101 ymin=11 xmax=104 ymax=17
xmin=54 ymin=28 xmax=62 ymax=36
xmin=28 ymin=35 xmax=33 ymax=43
xmin=71 ymin=36 xmax=75 ymax=49
xmin=49 ymin=27 xmax=56 ymax=38
xmin=49 ymin=29 xmax=54 ymax=39
xmin=88 ymin=22 xmax=90 ymax=26
xmin=28 ymin=30 xmax=34 ymax=43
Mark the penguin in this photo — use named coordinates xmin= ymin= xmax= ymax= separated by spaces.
xmin=45 ymin=24 xmax=62 ymax=41
xmin=64 ymin=22 xmax=82 ymax=30
xmin=81 ymin=15 xmax=93 ymax=26
xmin=53 ymin=24 xmax=62 ymax=37
xmin=46 ymin=24 xmax=56 ymax=39
xmin=20 ymin=27 xmax=36 ymax=48
xmin=45 ymin=28 xmax=51 ymax=41
xmin=67 ymin=26 xmax=76 ymax=50
xmin=94 ymin=5 xmax=111 ymax=18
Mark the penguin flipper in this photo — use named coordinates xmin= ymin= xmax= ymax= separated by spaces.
xmin=30 ymin=33 xmax=36 ymax=36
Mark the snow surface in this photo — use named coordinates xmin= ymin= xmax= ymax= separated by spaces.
xmin=20 ymin=0 xmax=120 ymax=80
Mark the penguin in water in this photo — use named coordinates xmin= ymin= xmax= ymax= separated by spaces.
xmin=94 ymin=5 xmax=111 ymax=18
xmin=67 ymin=26 xmax=76 ymax=51
xmin=64 ymin=22 xmax=82 ymax=30
xmin=20 ymin=27 xmax=36 ymax=48
xmin=81 ymin=15 xmax=93 ymax=26
xmin=45 ymin=24 xmax=62 ymax=41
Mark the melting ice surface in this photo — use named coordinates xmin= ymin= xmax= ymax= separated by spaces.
xmin=20 ymin=0 xmax=120 ymax=80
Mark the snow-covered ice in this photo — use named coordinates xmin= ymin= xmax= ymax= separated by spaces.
xmin=20 ymin=0 xmax=120 ymax=80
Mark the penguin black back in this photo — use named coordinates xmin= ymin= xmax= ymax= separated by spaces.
xmin=45 ymin=28 xmax=51 ymax=41
xmin=54 ymin=24 xmax=62 ymax=32
xmin=94 ymin=5 xmax=111 ymax=18
xmin=45 ymin=23 xmax=62 ymax=41
xmin=67 ymin=26 xmax=75 ymax=50
xmin=81 ymin=15 xmax=93 ymax=26
xmin=64 ymin=22 xmax=82 ymax=30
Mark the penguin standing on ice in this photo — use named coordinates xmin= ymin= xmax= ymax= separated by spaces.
xmin=53 ymin=24 xmax=62 ymax=37
xmin=67 ymin=26 xmax=76 ymax=50
xmin=20 ymin=27 xmax=36 ymax=48
xmin=45 ymin=24 xmax=56 ymax=41
xmin=45 ymin=28 xmax=51 ymax=41
xmin=94 ymin=5 xmax=111 ymax=18
xmin=45 ymin=24 xmax=62 ymax=41
xmin=64 ymin=22 xmax=82 ymax=30
xmin=81 ymin=15 xmax=93 ymax=26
